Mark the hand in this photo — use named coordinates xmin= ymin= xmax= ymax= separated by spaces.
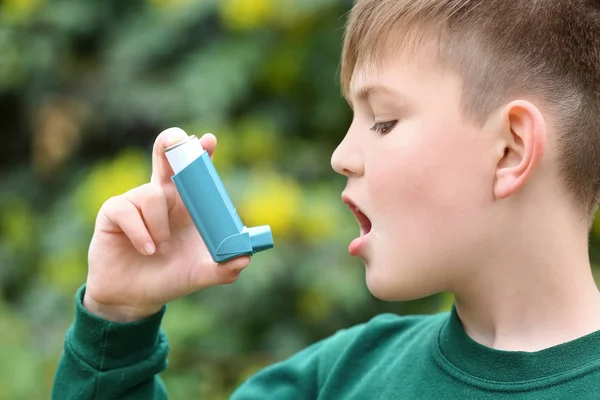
xmin=83 ymin=128 xmax=251 ymax=322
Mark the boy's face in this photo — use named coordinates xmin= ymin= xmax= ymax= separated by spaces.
xmin=332 ymin=55 xmax=500 ymax=301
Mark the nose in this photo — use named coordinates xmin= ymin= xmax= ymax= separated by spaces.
xmin=331 ymin=128 xmax=364 ymax=177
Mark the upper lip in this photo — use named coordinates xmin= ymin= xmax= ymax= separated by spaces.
xmin=342 ymin=192 xmax=372 ymax=236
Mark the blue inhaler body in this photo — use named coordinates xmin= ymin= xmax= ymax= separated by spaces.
xmin=165 ymin=133 xmax=274 ymax=263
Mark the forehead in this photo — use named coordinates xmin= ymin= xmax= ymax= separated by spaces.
xmin=345 ymin=24 xmax=448 ymax=94
xmin=347 ymin=38 xmax=449 ymax=96
xmin=345 ymin=54 xmax=465 ymax=117
xmin=348 ymin=55 xmax=441 ymax=98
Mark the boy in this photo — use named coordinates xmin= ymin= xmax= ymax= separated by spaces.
xmin=53 ymin=0 xmax=600 ymax=398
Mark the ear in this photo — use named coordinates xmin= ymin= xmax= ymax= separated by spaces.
xmin=494 ymin=100 xmax=547 ymax=199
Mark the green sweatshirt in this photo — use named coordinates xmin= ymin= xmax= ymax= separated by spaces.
xmin=53 ymin=286 xmax=600 ymax=399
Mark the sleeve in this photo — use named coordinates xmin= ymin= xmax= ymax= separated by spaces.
xmin=52 ymin=285 xmax=365 ymax=400
xmin=51 ymin=285 xmax=170 ymax=400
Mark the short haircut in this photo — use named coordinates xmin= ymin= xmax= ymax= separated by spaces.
xmin=341 ymin=0 xmax=600 ymax=215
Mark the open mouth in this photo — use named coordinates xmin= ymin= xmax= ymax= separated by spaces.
xmin=344 ymin=197 xmax=372 ymax=236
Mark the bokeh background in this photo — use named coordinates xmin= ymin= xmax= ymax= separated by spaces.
xmin=2 ymin=0 xmax=600 ymax=398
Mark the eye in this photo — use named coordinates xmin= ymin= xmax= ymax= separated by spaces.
xmin=370 ymin=120 xmax=397 ymax=135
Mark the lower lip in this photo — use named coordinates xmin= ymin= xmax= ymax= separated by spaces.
xmin=349 ymin=234 xmax=369 ymax=256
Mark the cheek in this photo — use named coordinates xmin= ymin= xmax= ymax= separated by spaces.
xmin=367 ymin=120 xmax=492 ymax=230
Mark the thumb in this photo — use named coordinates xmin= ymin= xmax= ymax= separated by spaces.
xmin=192 ymin=256 xmax=252 ymax=291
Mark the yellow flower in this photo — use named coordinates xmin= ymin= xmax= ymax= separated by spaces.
xmin=238 ymin=170 xmax=302 ymax=237
xmin=219 ymin=0 xmax=273 ymax=31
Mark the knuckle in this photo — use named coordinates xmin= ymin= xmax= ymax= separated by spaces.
xmin=140 ymin=183 xmax=165 ymax=206
xmin=101 ymin=195 xmax=125 ymax=215
xmin=96 ymin=195 xmax=130 ymax=228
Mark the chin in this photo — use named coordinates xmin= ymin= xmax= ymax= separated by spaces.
xmin=364 ymin=263 xmax=438 ymax=302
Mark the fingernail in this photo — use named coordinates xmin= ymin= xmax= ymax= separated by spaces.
xmin=158 ymin=241 xmax=170 ymax=254
xmin=144 ymin=242 xmax=156 ymax=255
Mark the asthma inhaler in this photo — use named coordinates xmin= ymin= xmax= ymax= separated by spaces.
xmin=165 ymin=132 xmax=274 ymax=263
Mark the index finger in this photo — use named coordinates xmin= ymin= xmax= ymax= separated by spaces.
xmin=150 ymin=127 xmax=190 ymax=186
xmin=151 ymin=128 xmax=219 ymax=186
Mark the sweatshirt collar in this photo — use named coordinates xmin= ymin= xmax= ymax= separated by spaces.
xmin=435 ymin=305 xmax=600 ymax=384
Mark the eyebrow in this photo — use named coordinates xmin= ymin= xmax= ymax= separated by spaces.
xmin=346 ymin=84 xmax=400 ymax=109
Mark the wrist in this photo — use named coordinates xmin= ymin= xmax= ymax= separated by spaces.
xmin=82 ymin=293 xmax=162 ymax=323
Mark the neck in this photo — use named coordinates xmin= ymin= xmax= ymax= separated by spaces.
xmin=453 ymin=199 xmax=600 ymax=352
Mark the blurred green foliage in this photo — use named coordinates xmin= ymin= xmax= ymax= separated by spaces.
xmin=1 ymin=0 xmax=600 ymax=398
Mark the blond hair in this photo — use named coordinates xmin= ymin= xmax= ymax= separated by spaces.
xmin=341 ymin=0 xmax=600 ymax=214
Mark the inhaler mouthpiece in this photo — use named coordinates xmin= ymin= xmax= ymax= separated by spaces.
xmin=165 ymin=130 xmax=274 ymax=263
